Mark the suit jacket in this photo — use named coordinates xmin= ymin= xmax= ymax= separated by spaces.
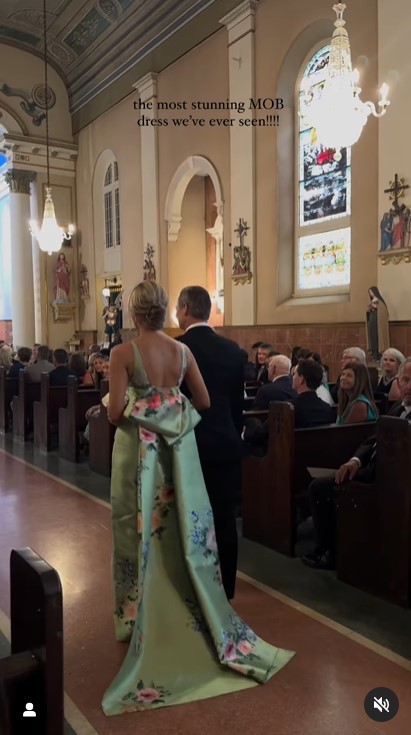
xmin=25 ymin=359 xmax=54 ymax=383
xmin=252 ymin=375 xmax=296 ymax=411
xmin=48 ymin=365 xmax=70 ymax=387
xmin=177 ymin=326 xmax=245 ymax=463
xmin=244 ymin=392 xmax=334 ymax=452
xmin=292 ymin=390 xmax=335 ymax=428
xmin=354 ymin=401 xmax=405 ymax=469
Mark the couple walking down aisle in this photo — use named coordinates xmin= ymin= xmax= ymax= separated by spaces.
xmin=102 ymin=282 xmax=294 ymax=716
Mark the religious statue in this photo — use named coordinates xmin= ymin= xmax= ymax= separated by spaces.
xmin=53 ymin=252 xmax=71 ymax=304
xmin=80 ymin=265 xmax=90 ymax=299
xmin=231 ymin=218 xmax=253 ymax=285
xmin=366 ymin=286 xmax=390 ymax=361
xmin=102 ymin=289 xmax=123 ymax=344
xmin=379 ymin=174 xmax=411 ymax=263
xmin=143 ymin=244 xmax=156 ymax=282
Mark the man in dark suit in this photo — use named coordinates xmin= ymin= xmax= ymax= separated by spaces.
xmin=49 ymin=349 xmax=70 ymax=386
xmin=176 ymin=286 xmax=245 ymax=600
xmin=244 ymin=358 xmax=334 ymax=452
xmin=252 ymin=354 xmax=295 ymax=410
xmin=302 ymin=357 xmax=411 ymax=569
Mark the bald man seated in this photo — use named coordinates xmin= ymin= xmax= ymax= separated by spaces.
xmin=251 ymin=354 xmax=296 ymax=410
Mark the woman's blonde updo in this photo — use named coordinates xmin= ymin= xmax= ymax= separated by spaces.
xmin=128 ymin=281 xmax=168 ymax=331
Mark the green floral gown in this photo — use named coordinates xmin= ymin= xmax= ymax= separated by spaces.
xmin=102 ymin=342 xmax=294 ymax=716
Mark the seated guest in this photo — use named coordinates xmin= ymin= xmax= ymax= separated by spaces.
xmin=255 ymin=342 xmax=274 ymax=383
xmin=68 ymin=352 xmax=87 ymax=383
xmin=49 ymin=349 xmax=70 ymax=386
xmin=88 ymin=343 xmax=101 ymax=363
xmin=25 ymin=345 xmax=54 ymax=382
xmin=378 ymin=348 xmax=405 ymax=400
xmin=0 ymin=345 xmax=13 ymax=372
xmin=330 ymin=346 xmax=367 ymax=402
xmin=8 ymin=347 xmax=32 ymax=377
xmin=252 ymin=354 xmax=295 ymax=410
xmin=291 ymin=359 xmax=335 ymax=428
xmin=30 ymin=343 xmax=41 ymax=364
xmin=83 ymin=353 xmax=105 ymax=387
xmin=302 ymin=357 xmax=411 ymax=570
xmin=83 ymin=359 xmax=110 ymax=443
xmin=336 ymin=362 xmax=378 ymax=424
xmin=244 ymin=358 xmax=333 ymax=454
xmin=251 ymin=341 xmax=263 ymax=378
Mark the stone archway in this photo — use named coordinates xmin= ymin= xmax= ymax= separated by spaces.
xmin=165 ymin=156 xmax=224 ymax=323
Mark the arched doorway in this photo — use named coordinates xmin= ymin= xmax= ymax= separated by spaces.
xmin=165 ymin=156 xmax=224 ymax=326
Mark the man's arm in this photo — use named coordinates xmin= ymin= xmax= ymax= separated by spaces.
xmin=231 ymin=359 xmax=246 ymax=435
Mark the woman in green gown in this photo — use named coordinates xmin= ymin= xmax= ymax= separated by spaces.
xmin=102 ymin=281 xmax=294 ymax=716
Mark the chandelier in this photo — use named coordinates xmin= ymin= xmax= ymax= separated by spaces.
xmin=29 ymin=0 xmax=74 ymax=254
xmin=304 ymin=2 xmax=390 ymax=161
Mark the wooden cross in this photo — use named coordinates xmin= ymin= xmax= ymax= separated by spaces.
xmin=234 ymin=218 xmax=249 ymax=246
xmin=384 ymin=173 xmax=409 ymax=213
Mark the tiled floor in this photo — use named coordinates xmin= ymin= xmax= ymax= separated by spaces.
xmin=1 ymin=441 xmax=411 ymax=734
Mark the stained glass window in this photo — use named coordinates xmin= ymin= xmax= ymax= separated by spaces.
xmin=296 ymin=45 xmax=351 ymax=292
xmin=297 ymin=228 xmax=350 ymax=290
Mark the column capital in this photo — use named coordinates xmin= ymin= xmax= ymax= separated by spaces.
xmin=132 ymin=72 xmax=158 ymax=101
xmin=4 ymin=168 xmax=35 ymax=195
xmin=219 ymin=0 xmax=259 ymax=35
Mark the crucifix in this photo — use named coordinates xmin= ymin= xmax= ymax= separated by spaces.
xmin=234 ymin=218 xmax=249 ymax=246
xmin=384 ymin=173 xmax=409 ymax=213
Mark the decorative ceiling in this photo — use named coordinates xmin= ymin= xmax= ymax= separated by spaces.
xmin=0 ymin=0 xmax=240 ymax=130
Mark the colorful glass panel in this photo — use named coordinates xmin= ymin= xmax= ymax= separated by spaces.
xmin=297 ymin=227 xmax=351 ymax=290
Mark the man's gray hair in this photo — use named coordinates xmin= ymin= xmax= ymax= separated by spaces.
xmin=343 ymin=346 xmax=366 ymax=364
xmin=178 ymin=286 xmax=211 ymax=320
xmin=399 ymin=356 xmax=411 ymax=370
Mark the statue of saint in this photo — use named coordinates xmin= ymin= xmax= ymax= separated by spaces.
xmin=53 ymin=252 xmax=71 ymax=304
xmin=366 ymin=286 xmax=390 ymax=360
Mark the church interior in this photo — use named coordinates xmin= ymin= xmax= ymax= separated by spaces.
xmin=0 ymin=0 xmax=411 ymax=733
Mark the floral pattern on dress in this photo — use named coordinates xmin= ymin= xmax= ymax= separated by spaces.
xmin=185 ymin=598 xmax=209 ymax=633
xmin=129 ymin=387 xmax=182 ymax=422
xmin=189 ymin=509 xmax=222 ymax=584
xmin=114 ymin=557 xmax=138 ymax=635
xmin=121 ymin=680 xmax=172 ymax=711
xmin=217 ymin=614 xmax=261 ymax=669
xmin=150 ymin=482 xmax=175 ymax=538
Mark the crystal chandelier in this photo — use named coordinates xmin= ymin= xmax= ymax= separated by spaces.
xmin=305 ymin=2 xmax=390 ymax=161
xmin=29 ymin=0 xmax=74 ymax=254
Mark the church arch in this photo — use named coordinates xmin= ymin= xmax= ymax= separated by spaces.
xmin=164 ymin=155 xmax=223 ymax=242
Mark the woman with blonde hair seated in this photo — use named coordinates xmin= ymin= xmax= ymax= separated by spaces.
xmin=378 ymin=348 xmax=405 ymax=401
xmin=0 ymin=345 xmax=13 ymax=372
xmin=337 ymin=362 xmax=378 ymax=424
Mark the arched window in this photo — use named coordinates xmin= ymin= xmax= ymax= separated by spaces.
xmin=296 ymin=45 xmax=351 ymax=294
xmin=103 ymin=159 xmax=120 ymax=249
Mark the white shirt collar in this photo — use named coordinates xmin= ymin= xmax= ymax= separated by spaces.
xmin=185 ymin=322 xmax=212 ymax=332
xmin=401 ymin=403 xmax=411 ymax=417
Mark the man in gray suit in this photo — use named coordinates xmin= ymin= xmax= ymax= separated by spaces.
xmin=25 ymin=345 xmax=54 ymax=382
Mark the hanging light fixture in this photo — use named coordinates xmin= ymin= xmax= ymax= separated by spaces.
xmin=303 ymin=2 xmax=390 ymax=161
xmin=29 ymin=0 xmax=74 ymax=255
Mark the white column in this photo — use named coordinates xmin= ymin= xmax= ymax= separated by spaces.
xmin=220 ymin=1 xmax=258 ymax=325
xmin=4 ymin=169 xmax=36 ymax=347
xmin=132 ymin=72 xmax=161 ymax=281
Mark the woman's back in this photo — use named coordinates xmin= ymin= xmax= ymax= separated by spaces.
xmin=124 ymin=333 xmax=186 ymax=388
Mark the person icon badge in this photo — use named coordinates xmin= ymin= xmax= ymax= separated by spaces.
xmin=23 ymin=703 xmax=36 ymax=717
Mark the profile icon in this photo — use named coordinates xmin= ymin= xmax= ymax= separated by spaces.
xmin=23 ymin=702 xmax=36 ymax=717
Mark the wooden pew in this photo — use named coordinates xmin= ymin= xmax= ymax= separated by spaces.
xmin=0 ymin=548 xmax=63 ymax=735
xmin=33 ymin=374 xmax=68 ymax=452
xmin=12 ymin=372 xmax=41 ymax=441
xmin=88 ymin=379 xmax=116 ymax=476
xmin=337 ymin=416 xmax=411 ymax=607
xmin=58 ymin=376 xmax=99 ymax=462
xmin=0 ymin=368 xmax=18 ymax=434
xmin=242 ymin=402 xmax=376 ymax=556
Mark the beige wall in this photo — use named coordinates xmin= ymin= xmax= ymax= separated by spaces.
xmin=74 ymin=0 xmax=383 ymax=334
xmin=378 ymin=0 xmax=411 ymax=321
xmin=0 ymin=44 xmax=71 ymax=141
xmin=168 ymin=175 xmax=207 ymax=316
xmin=75 ymin=96 xmax=143 ymax=339
xmin=157 ymin=30 xmax=232 ymax=321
